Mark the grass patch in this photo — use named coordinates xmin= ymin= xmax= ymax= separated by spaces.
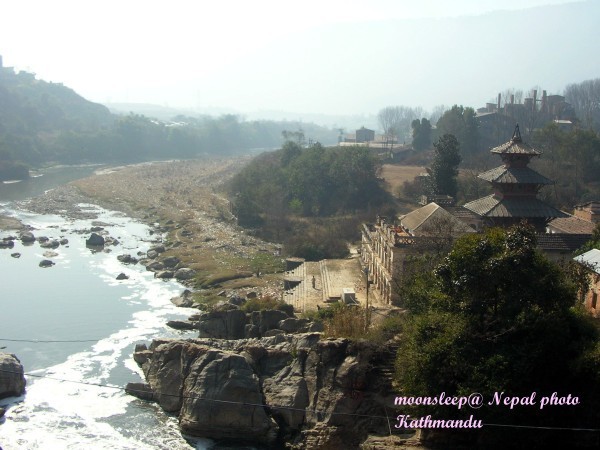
xmin=249 ymin=252 xmax=285 ymax=274
xmin=192 ymin=292 xmax=224 ymax=311
xmin=241 ymin=296 xmax=294 ymax=315
xmin=198 ymin=270 xmax=254 ymax=288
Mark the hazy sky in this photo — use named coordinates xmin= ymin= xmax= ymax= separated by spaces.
xmin=1 ymin=0 xmax=597 ymax=116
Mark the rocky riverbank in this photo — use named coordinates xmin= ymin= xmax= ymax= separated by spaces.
xmin=10 ymin=159 xmax=284 ymax=300
xmin=128 ymin=332 xmax=401 ymax=449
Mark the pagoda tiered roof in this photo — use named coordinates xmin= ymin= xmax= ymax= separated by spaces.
xmin=490 ymin=125 xmax=541 ymax=156
xmin=477 ymin=166 xmax=553 ymax=185
xmin=464 ymin=195 xmax=567 ymax=219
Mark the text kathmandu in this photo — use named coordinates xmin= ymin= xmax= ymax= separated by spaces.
xmin=395 ymin=414 xmax=482 ymax=429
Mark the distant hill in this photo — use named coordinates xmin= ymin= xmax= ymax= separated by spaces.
xmin=0 ymin=63 xmax=338 ymax=171
xmin=0 ymin=67 xmax=113 ymax=135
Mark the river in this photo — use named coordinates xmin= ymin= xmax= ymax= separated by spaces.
xmin=0 ymin=167 xmax=212 ymax=449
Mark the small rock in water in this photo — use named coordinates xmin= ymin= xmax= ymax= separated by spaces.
xmin=11 ymin=252 xmax=21 ymax=258
xmin=39 ymin=259 xmax=55 ymax=268
xmin=43 ymin=251 xmax=59 ymax=258
xmin=19 ymin=231 xmax=35 ymax=243
xmin=116 ymin=273 xmax=129 ymax=280
xmin=40 ymin=239 xmax=60 ymax=249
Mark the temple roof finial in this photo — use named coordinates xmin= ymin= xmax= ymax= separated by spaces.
xmin=512 ymin=124 xmax=522 ymax=142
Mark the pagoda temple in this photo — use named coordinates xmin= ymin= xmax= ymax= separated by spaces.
xmin=463 ymin=125 xmax=567 ymax=231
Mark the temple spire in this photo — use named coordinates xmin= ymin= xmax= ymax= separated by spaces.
xmin=512 ymin=124 xmax=522 ymax=142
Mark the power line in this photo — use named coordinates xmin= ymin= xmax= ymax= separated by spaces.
xmin=0 ymin=368 xmax=598 ymax=432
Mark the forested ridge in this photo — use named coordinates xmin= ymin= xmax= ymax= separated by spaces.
xmin=0 ymin=67 xmax=338 ymax=179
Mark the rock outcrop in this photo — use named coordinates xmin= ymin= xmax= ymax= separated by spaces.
xmin=129 ymin=334 xmax=393 ymax=448
xmin=195 ymin=307 xmax=312 ymax=340
xmin=0 ymin=353 xmax=26 ymax=399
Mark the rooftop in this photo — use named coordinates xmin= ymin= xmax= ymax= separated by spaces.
xmin=573 ymin=249 xmax=600 ymax=275
xmin=548 ymin=215 xmax=596 ymax=235
xmin=538 ymin=234 xmax=591 ymax=253
xmin=491 ymin=125 xmax=542 ymax=156
xmin=464 ymin=194 xmax=568 ymax=219
xmin=478 ymin=166 xmax=553 ymax=185
xmin=399 ymin=202 xmax=475 ymax=236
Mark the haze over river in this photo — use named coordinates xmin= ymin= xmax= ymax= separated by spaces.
xmin=0 ymin=167 xmax=211 ymax=449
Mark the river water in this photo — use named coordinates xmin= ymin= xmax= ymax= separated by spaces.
xmin=0 ymin=167 xmax=211 ymax=449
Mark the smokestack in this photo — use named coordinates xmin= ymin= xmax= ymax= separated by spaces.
xmin=511 ymin=94 xmax=515 ymax=105
xmin=533 ymin=90 xmax=537 ymax=112
xmin=542 ymin=90 xmax=547 ymax=114
xmin=497 ymin=93 xmax=501 ymax=111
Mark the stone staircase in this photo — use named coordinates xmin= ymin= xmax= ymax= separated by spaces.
xmin=371 ymin=339 xmax=401 ymax=392
xmin=319 ymin=260 xmax=332 ymax=302
xmin=283 ymin=262 xmax=306 ymax=311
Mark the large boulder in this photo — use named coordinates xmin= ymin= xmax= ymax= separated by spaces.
xmin=0 ymin=353 xmax=26 ymax=399
xmin=198 ymin=309 xmax=247 ymax=339
xmin=86 ymin=233 xmax=105 ymax=246
xmin=146 ymin=261 xmax=164 ymax=271
xmin=170 ymin=290 xmax=195 ymax=308
xmin=179 ymin=350 xmax=278 ymax=445
xmin=175 ymin=268 xmax=196 ymax=281
xmin=166 ymin=320 xmax=197 ymax=331
xmin=251 ymin=309 xmax=290 ymax=335
xmin=117 ymin=254 xmax=138 ymax=264
xmin=148 ymin=244 xmax=166 ymax=254
xmin=278 ymin=317 xmax=309 ymax=333
xmin=155 ymin=270 xmax=174 ymax=279
xmin=40 ymin=239 xmax=60 ymax=249
xmin=0 ymin=240 xmax=15 ymax=249
xmin=162 ymin=256 xmax=180 ymax=268
xmin=19 ymin=231 xmax=35 ymax=243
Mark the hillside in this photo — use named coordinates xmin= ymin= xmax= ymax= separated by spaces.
xmin=0 ymin=68 xmax=113 ymax=134
xmin=0 ymin=61 xmax=338 ymax=174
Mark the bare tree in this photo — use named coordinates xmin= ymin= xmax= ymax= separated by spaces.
xmin=565 ymin=78 xmax=600 ymax=130
xmin=429 ymin=105 xmax=447 ymax=125
xmin=378 ymin=106 xmax=403 ymax=146
xmin=378 ymin=106 xmax=421 ymax=146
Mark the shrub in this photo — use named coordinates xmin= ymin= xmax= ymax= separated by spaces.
xmin=323 ymin=303 xmax=368 ymax=339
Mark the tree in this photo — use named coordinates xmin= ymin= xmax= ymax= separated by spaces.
xmin=411 ymin=118 xmax=432 ymax=151
xmin=427 ymin=134 xmax=461 ymax=198
xmin=396 ymin=225 xmax=600 ymax=449
xmin=435 ymin=105 xmax=479 ymax=156
xmin=281 ymin=129 xmax=305 ymax=146
xmin=377 ymin=106 xmax=419 ymax=146
xmin=565 ymin=78 xmax=600 ymax=131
